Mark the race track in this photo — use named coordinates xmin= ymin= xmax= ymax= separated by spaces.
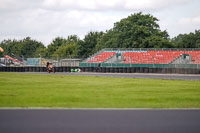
xmin=26 ymin=72 xmax=200 ymax=80
xmin=0 ymin=109 xmax=200 ymax=133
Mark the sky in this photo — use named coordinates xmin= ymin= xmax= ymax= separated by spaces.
xmin=0 ymin=0 xmax=200 ymax=46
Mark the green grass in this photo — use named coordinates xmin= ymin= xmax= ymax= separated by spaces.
xmin=0 ymin=72 xmax=200 ymax=108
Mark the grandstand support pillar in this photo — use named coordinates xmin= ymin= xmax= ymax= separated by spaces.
xmin=39 ymin=54 xmax=42 ymax=67
xmin=130 ymin=56 xmax=132 ymax=67
xmin=174 ymin=56 xmax=177 ymax=68
xmin=22 ymin=55 xmax=24 ymax=67
xmin=152 ymin=56 xmax=155 ymax=68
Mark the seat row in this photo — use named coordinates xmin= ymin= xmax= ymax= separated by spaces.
xmin=88 ymin=52 xmax=116 ymax=63
xmin=87 ymin=51 xmax=200 ymax=64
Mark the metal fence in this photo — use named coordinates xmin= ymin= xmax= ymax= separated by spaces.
xmin=1 ymin=57 xmax=82 ymax=67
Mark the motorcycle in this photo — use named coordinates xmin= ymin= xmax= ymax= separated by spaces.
xmin=47 ymin=64 xmax=55 ymax=73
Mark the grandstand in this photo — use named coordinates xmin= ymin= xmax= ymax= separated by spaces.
xmin=80 ymin=48 xmax=200 ymax=68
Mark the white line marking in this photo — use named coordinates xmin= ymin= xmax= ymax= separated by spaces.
xmin=0 ymin=107 xmax=200 ymax=110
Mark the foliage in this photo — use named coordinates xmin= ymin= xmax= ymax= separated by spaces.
xmin=0 ymin=37 xmax=45 ymax=58
xmin=78 ymin=31 xmax=104 ymax=58
xmin=46 ymin=35 xmax=81 ymax=59
xmin=95 ymin=12 xmax=173 ymax=51
xmin=45 ymin=37 xmax=67 ymax=58
xmin=52 ymin=42 xmax=78 ymax=59
xmin=172 ymin=30 xmax=200 ymax=48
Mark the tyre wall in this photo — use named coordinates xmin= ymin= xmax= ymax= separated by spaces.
xmin=0 ymin=67 xmax=199 ymax=74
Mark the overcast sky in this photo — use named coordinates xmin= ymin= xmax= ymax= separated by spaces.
xmin=0 ymin=0 xmax=200 ymax=46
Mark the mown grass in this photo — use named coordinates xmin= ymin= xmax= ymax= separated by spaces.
xmin=0 ymin=72 xmax=200 ymax=108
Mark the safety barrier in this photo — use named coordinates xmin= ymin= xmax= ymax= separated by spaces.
xmin=80 ymin=62 xmax=200 ymax=69
xmin=80 ymin=67 xmax=200 ymax=74
xmin=0 ymin=67 xmax=199 ymax=74
xmin=0 ymin=67 xmax=78 ymax=72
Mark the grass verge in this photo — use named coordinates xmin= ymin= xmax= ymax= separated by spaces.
xmin=0 ymin=72 xmax=200 ymax=108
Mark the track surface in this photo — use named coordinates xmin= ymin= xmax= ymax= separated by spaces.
xmin=27 ymin=72 xmax=200 ymax=80
xmin=0 ymin=109 xmax=200 ymax=133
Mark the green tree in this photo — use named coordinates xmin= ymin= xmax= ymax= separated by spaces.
xmin=46 ymin=37 xmax=67 ymax=58
xmin=0 ymin=39 xmax=14 ymax=57
xmin=0 ymin=37 xmax=45 ymax=58
xmin=51 ymin=35 xmax=80 ymax=59
xmin=95 ymin=12 xmax=172 ymax=51
xmin=53 ymin=42 xmax=78 ymax=59
xmin=78 ymin=31 xmax=104 ymax=58
xmin=19 ymin=37 xmax=45 ymax=58
xmin=172 ymin=30 xmax=200 ymax=48
xmin=46 ymin=35 xmax=81 ymax=58
xmin=34 ymin=47 xmax=47 ymax=58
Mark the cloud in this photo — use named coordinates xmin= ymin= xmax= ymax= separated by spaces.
xmin=179 ymin=15 xmax=200 ymax=25
xmin=41 ymin=0 xmax=192 ymax=11
xmin=174 ymin=14 xmax=200 ymax=35
xmin=0 ymin=6 xmax=122 ymax=45
xmin=0 ymin=0 xmax=42 ymax=12
xmin=0 ymin=0 xmax=192 ymax=12
xmin=0 ymin=0 xmax=199 ymax=45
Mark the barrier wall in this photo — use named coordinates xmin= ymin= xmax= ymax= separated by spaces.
xmin=0 ymin=67 xmax=78 ymax=72
xmin=0 ymin=67 xmax=200 ymax=74
xmin=80 ymin=67 xmax=200 ymax=74
xmin=80 ymin=63 xmax=200 ymax=69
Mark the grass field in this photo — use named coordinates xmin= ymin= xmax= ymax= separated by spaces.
xmin=0 ymin=72 xmax=200 ymax=108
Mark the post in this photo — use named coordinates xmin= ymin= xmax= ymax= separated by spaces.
xmin=152 ymin=56 xmax=154 ymax=68
xmin=39 ymin=54 xmax=41 ymax=67
xmin=175 ymin=56 xmax=177 ymax=68
xmin=22 ymin=55 xmax=24 ymax=67
xmin=130 ymin=56 xmax=132 ymax=67
xmin=57 ymin=54 xmax=58 ymax=66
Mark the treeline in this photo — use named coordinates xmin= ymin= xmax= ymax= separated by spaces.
xmin=0 ymin=12 xmax=200 ymax=59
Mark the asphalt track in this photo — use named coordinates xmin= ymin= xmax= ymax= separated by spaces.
xmin=26 ymin=72 xmax=200 ymax=80
xmin=0 ymin=109 xmax=200 ymax=133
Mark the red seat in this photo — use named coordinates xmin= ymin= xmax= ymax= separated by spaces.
xmin=122 ymin=51 xmax=200 ymax=64
xmin=88 ymin=52 xmax=116 ymax=63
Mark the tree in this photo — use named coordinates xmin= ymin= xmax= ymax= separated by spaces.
xmin=0 ymin=37 xmax=45 ymax=58
xmin=34 ymin=47 xmax=47 ymax=58
xmin=46 ymin=35 xmax=81 ymax=58
xmin=95 ymin=12 xmax=173 ymax=51
xmin=78 ymin=31 xmax=104 ymax=58
xmin=51 ymin=35 xmax=80 ymax=59
xmin=19 ymin=37 xmax=45 ymax=58
xmin=53 ymin=42 xmax=78 ymax=59
xmin=46 ymin=37 xmax=67 ymax=58
xmin=172 ymin=30 xmax=200 ymax=48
